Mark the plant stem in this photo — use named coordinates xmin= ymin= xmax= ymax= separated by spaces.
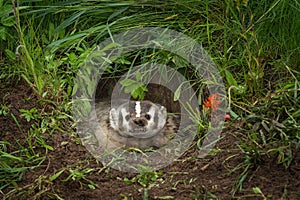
xmin=11 ymin=0 xmax=40 ymax=95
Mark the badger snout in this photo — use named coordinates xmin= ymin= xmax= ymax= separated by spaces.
xmin=132 ymin=118 xmax=147 ymax=127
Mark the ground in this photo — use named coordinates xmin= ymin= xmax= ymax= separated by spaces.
xmin=1 ymin=80 xmax=299 ymax=200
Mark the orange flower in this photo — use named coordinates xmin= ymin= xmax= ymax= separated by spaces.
xmin=225 ymin=114 xmax=230 ymax=121
xmin=204 ymin=94 xmax=230 ymax=121
xmin=203 ymin=94 xmax=221 ymax=113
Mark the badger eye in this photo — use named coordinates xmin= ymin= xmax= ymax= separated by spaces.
xmin=145 ymin=114 xmax=151 ymax=120
xmin=125 ymin=114 xmax=130 ymax=121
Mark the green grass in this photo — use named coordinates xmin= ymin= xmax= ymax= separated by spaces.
xmin=0 ymin=0 xmax=299 ymax=198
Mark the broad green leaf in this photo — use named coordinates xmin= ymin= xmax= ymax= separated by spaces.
xmin=72 ymin=83 xmax=78 ymax=96
xmin=292 ymin=109 xmax=300 ymax=118
xmin=120 ymin=79 xmax=136 ymax=86
xmin=252 ymin=187 xmax=262 ymax=194
xmin=100 ymin=42 xmax=120 ymax=52
xmin=0 ymin=26 xmax=5 ymax=40
xmin=225 ymin=69 xmax=237 ymax=86
xmin=174 ymin=83 xmax=184 ymax=101
xmin=135 ymin=71 xmax=142 ymax=81
xmin=4 ymin=49 xmax=16 ymax=60
xmin=124 ymin=177 xmax=134 ymax=184
xmin=131 ymin=89 xmax=139 ymax=99
xmin=1 ymin=152 xmax=23 ymax=162
xmin=49 ymin=169 xmax=65 ymax=182
xmin=88 ymin=184 xmax=97 ymax=189
xmin=68 ymin=52 xmax=77 ymax=63
xmin=0 ymin=5 xmax=13 ymax=18
xmin=44 ymin=144 xmax=54 ymax=151
xmin=1 ymin=15 xmax=15 ymax=27
xmin=124 ymin=83 xmax=140 ymax=94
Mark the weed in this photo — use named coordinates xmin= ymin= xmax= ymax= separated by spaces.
xmin=137 ymin=167 xmax=163 ymax=188
xmin=120 ymin=71 xmax=148 ymax=100
xmin=228 ymin=78 xmax=300 ymax=194
xmin=124 ymin=166 xmax=163 ymax=200
xmin=0 ymin=94 xmax=11 ymax=117
xmin=0 ymin=142 xmax=45 ymax=192
xmin=63 ymin=167 xmax=98 ymax=189
xmin=0 ymin=104 xmax=10 ymax=117
xmin=19 ymin=108 xmax=39 ymax=122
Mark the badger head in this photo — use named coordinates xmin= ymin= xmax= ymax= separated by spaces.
xmin=109 ymin=100 xmax=167 ymax=138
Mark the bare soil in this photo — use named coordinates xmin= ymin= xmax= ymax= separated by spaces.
xmin=1 ymin=80 xmax=299 ymax=200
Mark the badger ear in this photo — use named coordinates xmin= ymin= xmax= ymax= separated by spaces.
xmin=157 ymin=105 xmax=167 ymax=128
xmin=159 ymin=106 xmax=167 ymax=117
xmin=109 ymin=108 xmax=118 ymax=130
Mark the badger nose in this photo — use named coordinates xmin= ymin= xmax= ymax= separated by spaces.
xmin=133 ymin=118 xmax=146 ymax=127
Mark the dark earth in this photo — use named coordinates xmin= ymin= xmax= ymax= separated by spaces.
xmin=1 ymin=80 xmax=300 ymax=199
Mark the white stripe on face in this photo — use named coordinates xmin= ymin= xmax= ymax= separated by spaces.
xmin=135 ymin=101 xmax=141 ymax=117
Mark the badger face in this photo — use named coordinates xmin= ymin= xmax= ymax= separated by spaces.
xmin=109 ymin=100 xmax=167 ymax=138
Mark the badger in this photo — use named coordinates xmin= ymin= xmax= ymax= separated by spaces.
xmin=94 ymin=100 xmax=178 ymax=150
